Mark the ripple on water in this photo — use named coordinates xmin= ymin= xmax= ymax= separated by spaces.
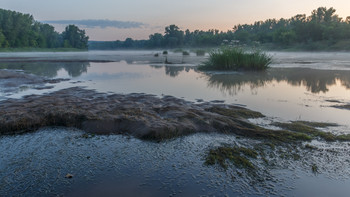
xmin=1 ymin=128 xmax=350 ymax=196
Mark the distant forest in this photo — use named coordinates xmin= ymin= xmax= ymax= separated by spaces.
xmin=0 ymin=8 xmax=89 ymax=49
xmin=89 ymin=7 xmax=350 ymax=50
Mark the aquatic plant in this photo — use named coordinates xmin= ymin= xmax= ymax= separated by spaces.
xmin=205 ymin=146 xmax=257 ymax=169
xmin=173 ymin=48 xmax=183 ymax=53
xmin=199 ymin=47 xmax=272 ymax=71
xmin=182 ymin=51 xmax=190 ymax=55
xmin=196 ymin=49 xmax=206 ymax=56
xmin=273 ymin=121 xmax=345 ymax=142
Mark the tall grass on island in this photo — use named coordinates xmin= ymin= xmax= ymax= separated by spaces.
xmin=199 ymin=47 xmax=272 ymax=71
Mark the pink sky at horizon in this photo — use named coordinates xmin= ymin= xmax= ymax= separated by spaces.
xmin=1 ymin=0 xmax=349 ymax=41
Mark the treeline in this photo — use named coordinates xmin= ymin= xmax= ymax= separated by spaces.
xmin=89 ymin=7 xmax=350 ymax=50
xmin=0 ymin=8 xmax=89 ymax=49
xmin=232 ymin=7 xmax=350 ymax=49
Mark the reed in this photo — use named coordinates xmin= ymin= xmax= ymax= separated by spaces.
xmin=199 ymin=47 xmax=271 ymax=71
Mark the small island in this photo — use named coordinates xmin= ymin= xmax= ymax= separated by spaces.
xmin=199 ymin=47 xmax=272 ymax=71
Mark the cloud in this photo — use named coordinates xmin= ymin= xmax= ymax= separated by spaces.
xmin=43 ymin=19 xmax=145 ymax=29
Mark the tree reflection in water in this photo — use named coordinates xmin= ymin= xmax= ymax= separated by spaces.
xmin=0 ymin=62 xmax=90 ymax=78
xmin=204 ymin=68 xmax=350 ymax=95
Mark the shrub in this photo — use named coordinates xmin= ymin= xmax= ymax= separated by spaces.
xmin=196 ymin=49 xmax=206 ymax=56
xmin=182 ymin=51 xmax=190 ymax=55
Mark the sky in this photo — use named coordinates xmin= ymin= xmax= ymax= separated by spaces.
xmin=1 ymin=0 xmax=349 ymax=41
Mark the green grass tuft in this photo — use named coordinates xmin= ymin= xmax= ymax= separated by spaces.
xmin=199 ymin=47 xmax=272 ymax=71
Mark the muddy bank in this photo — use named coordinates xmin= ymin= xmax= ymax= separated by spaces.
xmin=0 ymin=86 xmax=311 ymax=141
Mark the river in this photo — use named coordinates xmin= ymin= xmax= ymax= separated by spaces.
xmin=1 ymin=50 xmax=350 ymax=196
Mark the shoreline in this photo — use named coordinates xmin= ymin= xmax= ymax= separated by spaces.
xmin=1 ymin=86 xmax=347 ymax=143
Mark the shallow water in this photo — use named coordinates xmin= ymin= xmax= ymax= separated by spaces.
xmin=1 ymin=51 xmax=350 ymax=196
xmin=1 ymin=128 xmax=350 ymax=196
xmin=1 ymin=51 xmax=350 ymax=132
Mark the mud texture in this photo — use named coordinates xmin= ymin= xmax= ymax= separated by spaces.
xmin=0 ymin=87 xmax=311 ymax=141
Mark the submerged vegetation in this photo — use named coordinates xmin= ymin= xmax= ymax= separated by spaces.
xmin=273 ymin=121 xmax=350 ymax=142
xmin=205 ymin=146 xmax=257 ymax=169
xmin=204 ymin=120 xmax=349 ymax=172
xmin=199 ymin=47 xmax=272 ymax=71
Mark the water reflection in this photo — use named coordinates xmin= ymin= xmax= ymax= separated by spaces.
xmin=205 ymin=68 xmax=350 ymax=95
xmin=0 ymin=62 xmax=90 ymax=78
xmin=150 ymin=65 xmax=192 ymax=77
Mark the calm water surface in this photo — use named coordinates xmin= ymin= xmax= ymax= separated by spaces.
xmin=1 ymin=51 xmax=350 ymax=131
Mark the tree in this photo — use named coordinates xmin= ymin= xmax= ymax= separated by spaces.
xmin=164 ymin=24 xmax=184 ymax=47
xmin=0 ymin=31 xmax=6 ymax=47
xmin=346 ymin=17 xmax=350 ymax=24
xmin=148 ymin=33 xmax=163 ymax=48
xmin=62 ymin=25 xmax=89 ymax=49
xmin=0 ymin=8 xmax=85 ymax=49
xmin=122 ymin=38 xmax=134 ymax=48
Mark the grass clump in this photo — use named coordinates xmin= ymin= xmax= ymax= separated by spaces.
xmin=199 ymin=47 xmax=272 ymax=71
xmin=272 ymin=121 xmax=348 ymax=142
xmin=205 ymin=146 xmax=257 ymax=169
xmin=182 ymin=51 xmax=190 ymax=55
xmin=196 ymin=49 xmax=206 ymax=56
xmin=162 ymin=50 xmax=168 ymax=55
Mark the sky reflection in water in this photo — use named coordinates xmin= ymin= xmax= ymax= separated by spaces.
xmin=1 ymin=58 xmax=350 ymax=131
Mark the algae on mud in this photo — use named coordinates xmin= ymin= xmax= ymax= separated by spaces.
xmin=205 ymin=146 xmax=258 ymax=169
xmin=273 ymin=121 xmax=350 ymax=142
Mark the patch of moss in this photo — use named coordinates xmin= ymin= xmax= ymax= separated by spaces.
xmin=273 ymin=121 xmax=339 ymax=142
xmin=294 ymin=121 xmax=338 ymax=128
xmin=254 ymin=129 xmax=312 ymax=142
xmin=237 ymin=147 xmax=258 ymax=158
xmin=206 ymin=106 xmax=265 ymax=119
xmin=305 ymin=144 xmax=318 ymax=150
xmin=205 ymin=146 xmax=257 ymax=170
xmin=335 ymin=134 xmax=350 ymax=141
